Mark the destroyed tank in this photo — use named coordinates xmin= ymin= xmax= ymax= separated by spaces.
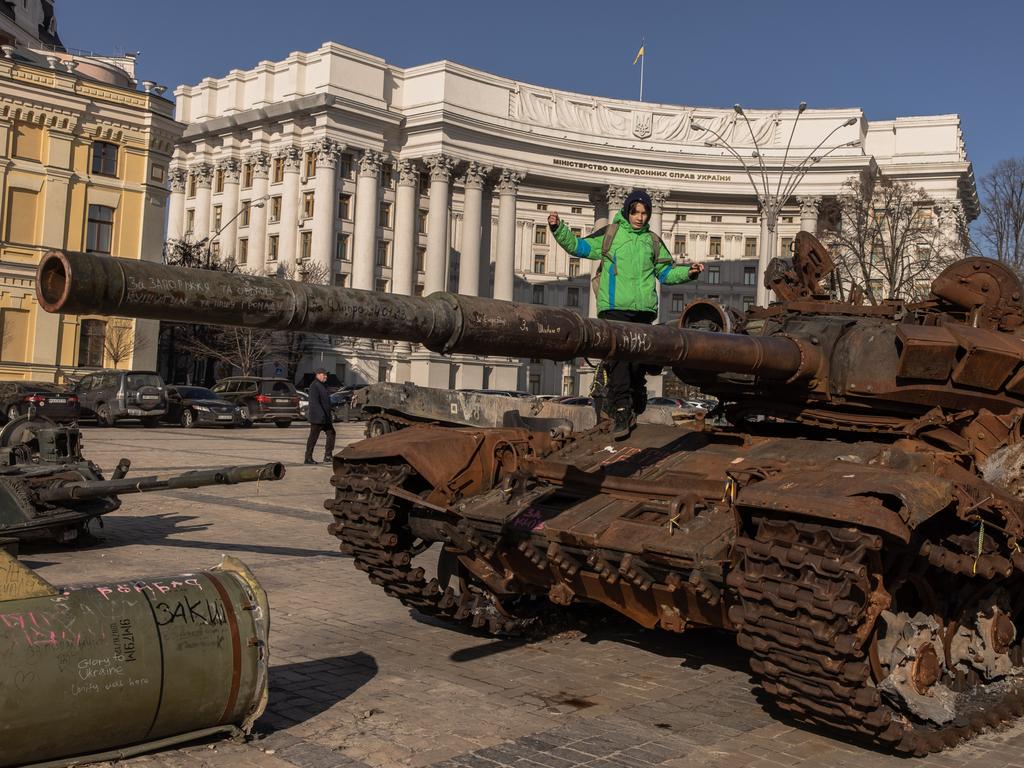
xmin=0 ymin=410 xmax=284 ymax=543
xmin=34 ymin=240 xmax=1024 ymax=755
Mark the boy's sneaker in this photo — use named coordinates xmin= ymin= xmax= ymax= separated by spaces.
xmin=611 ymin=407 xmax=633 ymax=439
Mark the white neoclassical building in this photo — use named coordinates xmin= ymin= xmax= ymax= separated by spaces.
xmin=169 ymin=41 xmax=977 ymax=395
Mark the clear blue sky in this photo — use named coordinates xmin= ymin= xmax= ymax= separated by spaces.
xmin=61 ymin=0 xmax=1020 ymax=182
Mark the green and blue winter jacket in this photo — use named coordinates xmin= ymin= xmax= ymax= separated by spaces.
xmin=552 ymin=211 xmax=698 ymax=314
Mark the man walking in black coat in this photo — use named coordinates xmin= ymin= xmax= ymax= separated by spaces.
xmin=304 ymin=369 xmax=335 ymax=464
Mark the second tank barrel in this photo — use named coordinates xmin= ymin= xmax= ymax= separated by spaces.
xmin=37 ymin=249 xmax=818 ymax=380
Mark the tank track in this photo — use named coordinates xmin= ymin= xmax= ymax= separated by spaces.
xmin=325 ymin=460 xmax=528 ymax=634
xmin=729 ymin=516 xmax=1024 ymax=755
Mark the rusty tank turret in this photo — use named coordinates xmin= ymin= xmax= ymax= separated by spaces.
xmin=34 ymin=241 xmax=1024 ymax=754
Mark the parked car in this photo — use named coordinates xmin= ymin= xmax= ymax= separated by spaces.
xmin=210 ymin=377 xmax=301 ymax=427
xmin=457 ymin=388 xmax=534 ymax=398
xmin=556 ymin=396 xmax=594 ymax=407
xmin=329 ymin=389 xmax=364 ymax=422
xmin=74 ymin=370 xmax=167 ymax=427
xmin=0 ymin=381 xmax=80 ymax=423
xmin=297 ymin=390 xmax=309 ymax=420
xmin=163 ymin=385 xmax=243 ymax=428
xmin=647 ymin=396 xmax=687 ymax=408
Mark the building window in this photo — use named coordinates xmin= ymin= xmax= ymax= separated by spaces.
xmin=212 ymin=204 xmax=222 ymax=232
xmin=272 ymin=157 xmax=285 ymax=183
xmin=533 ymin=253 xmax=546 ymax=273
xmin=567 ymin=286 xmax=579 ymax=306
xmin=185 ymin=209 xmax=195 ymax=234
xmin=783 ymin=216 xmax=794 ymax=224
xmin=570 ymin=226 xmax=582 ymax=239
xmin=210 ymin=241 xmax=221 ymax=259
xmin=746 ymin=215 xmax=758 ymax=224
xmin=781 ymin=237 xmax=794 ymax=256
xmin=91 ymin=141 xmax=118 ymax=177
xmin=571 ymin=206 xmax=582 ymax=215
xmin=413 ymin=283 xmax=425 ymax=296
xmin=86 ymin=204 xmax=114 ymax=254
xmin=242 ymin=164 xmax=253 ymax=189
xmin=338 ymin=193 xmax=351 ymax=220
xmin=534 ymin=225 xmax=547 ymax=245
xmin=238 ymin=237 xmax=248 ymax=265
xmin=304 ymin=151 xmax=316 ymax=178
xmin=340 ymin=153 xmax=354 ymax=180
xmin=415 ymin=246 xmax=426 ymax=272
xmin=532 ymin=285 xmax=544 ymax=304
xmin=709 ymin=236 xmax=722 ymax=258
xmin=536 ymin=203 xmax=548 ymax=211
xmin=302 ymin=192 xmax=315 ymax=220
xmin=336 ymin=273 xmax=348 ymax=287
xmin=381 ymin=162 xmax=394 ymax=189
xmin=214 ymin=167 xmax=224 ymax=193
xmin=77 ymin=319 xmax=106 ymax=368
xmin=528 ymin=374 xmax=541 ymax=395
xmin=268 ymin=196 xmax=281 ymax=223
xmin=710 ymin=215 xmax=722 ymax=223
xmin=674 ymin=234 xmax=687 ymax=256
xmin=742 ymin=296 xmax=754 ymax=312
xmin=299 ymin=231 xmax=312 ymax=261
xmin=707 ymin=265 xmax=720 ymax=284
xmin=671 ymin=294 xmax=685 ymax=313
xmin=379 ymin=202 xmax=392 ymax=228
xmin=376 ymin=278 xmax=389 ymax=293
xmin=376 ymin=240 xmax=391 ymax=267
xmin=744 ymin=237 xmax=757 ymax=258
xmin=268 ymin=234 xmax=279 ymax=261
xmin=675 ymin=214 xmax=687 ymax=222
xmin=743 ymin=266 xmax=757 ymax=286
xmin=417 ymin=210 xmax=428 ymax=234
xmin=187 ymin=174 xmax=196 ymax=198
xmin=568 ymin=261 xmax=580 ymax=278
xmin=239 ymin=201 xmax=251 ymax=227
xmin=336 ymin=233 xmax=350 ymax=261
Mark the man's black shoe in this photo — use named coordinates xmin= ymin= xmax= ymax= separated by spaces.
xmin=303 ymin=458 xmax=315 ymax=465
xmin=322 ymin=457 xmax=332 ymax=464
xmin=611 ymin=407 xmax=633 ymax=439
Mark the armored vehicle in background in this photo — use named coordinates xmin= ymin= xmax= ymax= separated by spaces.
xmin=34 ymin=237 xmax=1024 ymax=754
xmin=0 ymin=412 xmax=284 ymax=543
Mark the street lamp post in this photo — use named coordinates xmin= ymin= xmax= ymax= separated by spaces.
xmin=195 ymin=195 xmax=269 ymax=269
xmin=691 ymin=104 xmax=859 ymax=306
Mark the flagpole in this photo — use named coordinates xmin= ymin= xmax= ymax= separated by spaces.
xmin=639 ymin=51 xmax=644 ymax=101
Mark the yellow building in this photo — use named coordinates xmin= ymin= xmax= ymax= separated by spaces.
xmin=0 ymin=43 xmax=182 ymax=382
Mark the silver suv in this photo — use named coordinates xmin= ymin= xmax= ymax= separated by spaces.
xmin=74 ymin=370 xmax=168 ymax=427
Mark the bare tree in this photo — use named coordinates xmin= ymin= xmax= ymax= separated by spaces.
xmin=104 ymin=319 xmax=148 ymax=367
xmin=823 ymin=174 xmax=969 ymax=304
xmin=176 ymin=324 xmax=273 ymax=376
xmin=977 ymin=158 xmax=1024 ymax=271
xmin=268 ymin=260 xmax=334 ymax=381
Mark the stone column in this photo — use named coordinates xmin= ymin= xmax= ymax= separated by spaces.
xmin=587 ymin=186 xmax=627 ymax=317
xmin=423 ymin=155 xmax=456 ymax=295
xmin=391 ymin=159 xmax=418 ymax=297
xmin=276 ymin=146 xmax=301 ymax=274
xmin=192 ymin=163 xmax=213 ymax=240
xmin=479 ymin=187 xmax=494 ymax=296
xmin=649 ymin=188 xmax=668 ymax=237
xmin=167 ymin=167 xmax=187 ymax=241
xmin=218 ymin=159 xmax=241 ymax=259
xmin=798 ymin=196 xmax=820 ymax=234
xmin=351 ymin=149 xmax=384 ymax=291
xmin=247 ymin=151 xmax=271 ymax=272
xmin=494 ymin=168 xmax=525 ymax=301
xmin=757 ymin=209 xmax=778 ymax=307
xmin=458 ymin=161 xmax=491 ymax=296
xmin=310 ymin=138 xmax=342 ymax=282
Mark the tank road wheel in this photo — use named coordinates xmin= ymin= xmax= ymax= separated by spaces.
xmin=180 ymin=409 xmax=195 ymax=428
xmin=729 ymin=515 xmax=1024 ymax=756
xmin=6 ymin=405 xmax=19 ymax=422
xmin=326 ymin=460 xmax=540 ymax=635
xmin=365 ymin=416 xmax=392 ymax=439
xmin=96 ymin=403 xmax=114 ymax=427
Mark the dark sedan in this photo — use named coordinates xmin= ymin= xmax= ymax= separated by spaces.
xmin=163 ymin=386 xmax=243 ymax=428
xmin=0 ymin=381 xmax=80 ymax=423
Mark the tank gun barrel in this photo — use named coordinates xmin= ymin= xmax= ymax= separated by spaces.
xmin=36 ymin=461 xmax=285 ymax=503
xmin=37 ymin=250 xmax=819 ymax=380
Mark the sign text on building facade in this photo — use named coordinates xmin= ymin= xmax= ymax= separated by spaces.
xmin=553 ymin=158 xmax=731 ymax=182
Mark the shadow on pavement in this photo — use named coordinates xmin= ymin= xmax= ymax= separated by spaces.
xmin=259 ymin=651 xmax=378 ymax=732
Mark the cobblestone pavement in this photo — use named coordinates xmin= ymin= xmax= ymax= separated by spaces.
xmin=16 ymin=424 xmax=1024 ymax=768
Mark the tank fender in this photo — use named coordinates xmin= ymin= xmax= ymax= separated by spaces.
xmin=340 ymin=426 xmax=536 ymax=498
xmin=735 ymin=465 xmax=956 ymax=542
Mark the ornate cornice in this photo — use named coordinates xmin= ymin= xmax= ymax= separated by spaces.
xmin=462 ymin=161 xmax=492 ymax=190
xmin=798 ymin=196 xmax=821 ymax=218
xmin=396 ymin=159 xmax=419 ymax=187
xmin=357 ymin=148 xmax=386 ymax=177
xmin=310 ymin=138 xmax=344 ymax=169
xmin=423 ymin=154 xmax=456 ymax=183
xmin=275 ymin=145 xmax=301 ymax=171
xmin=169 ymin=167 xmax=188 ymax=193
xmin=496 ymin=168 xmax=525 ymax=195
xmin=649 ymin=189 xmax=668 ymax=210
xmin=191 ymin=162 xmax=214 ymax=188
xmin=247 ymin=150 xmax=271 ymax=178
xmin=606 ymin=185 xmax=629 ymax=209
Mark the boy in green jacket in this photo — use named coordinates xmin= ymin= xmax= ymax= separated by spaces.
xmin=548 ymin=188 xmax=703 ymax=437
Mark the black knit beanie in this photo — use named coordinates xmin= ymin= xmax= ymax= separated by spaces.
xmin=622 ymin=189 xmax=652 ymax=216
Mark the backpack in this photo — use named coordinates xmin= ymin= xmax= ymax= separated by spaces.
xmin=590 ymin=222 xmax=665 ymax=301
